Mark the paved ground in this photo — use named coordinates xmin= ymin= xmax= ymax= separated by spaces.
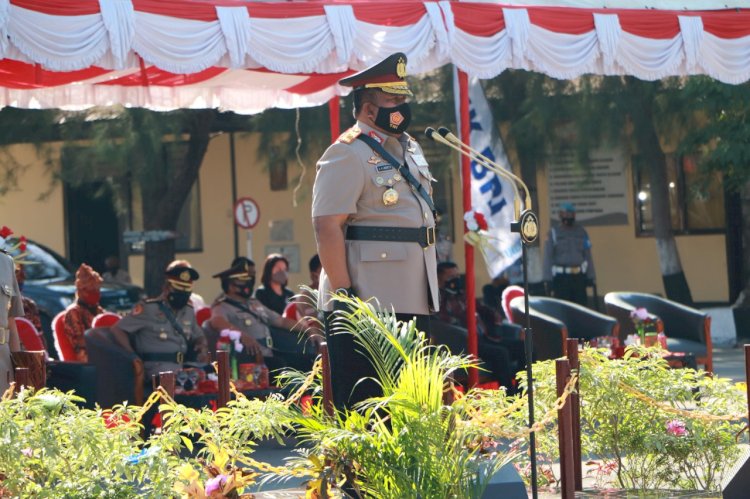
xmin=712 ymin=340 xmax=749 ymax=382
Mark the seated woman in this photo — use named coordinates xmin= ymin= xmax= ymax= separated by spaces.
xmin=62 ymin=264 xmax=105 ymax=362
xmin=254 ymin=253 xmax=295 ymax=315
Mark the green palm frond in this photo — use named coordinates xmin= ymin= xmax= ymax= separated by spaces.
xmin=278 ymin=296 xmax=518 ymax=498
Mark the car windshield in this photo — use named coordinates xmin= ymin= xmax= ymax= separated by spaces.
xmin=18 ymin=241 xmax=74 ymax=282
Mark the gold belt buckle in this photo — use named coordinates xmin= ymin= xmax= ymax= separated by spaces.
xmin=425 ymin=226 xmax=436 ymax=247
xmin=176 ymin=351 xmax=184 ymax=364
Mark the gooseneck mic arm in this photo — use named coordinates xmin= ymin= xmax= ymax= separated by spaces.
xmin=436 ymin=127 xmax=533 ymax=215
xmin=425 ymin=127 xmax=523 ymax=220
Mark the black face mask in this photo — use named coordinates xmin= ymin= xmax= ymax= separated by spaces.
xmin=374 ymin=102 xmax=412 ymax=135
xmin=167 ymin=290 xmax=191 ymax=310
xmin=236 ymin=278 xmax=255 ymax=298
xmin=444 ymin=277 xmax=463 ymax=295
xmin=561 ymin=217 xmax=575 ymax=227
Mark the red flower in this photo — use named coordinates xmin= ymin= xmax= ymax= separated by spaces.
xmin=474 ymin=212 xmax=488 ymax=231
xmin=0 ymin=226 xmax=12 ymax=238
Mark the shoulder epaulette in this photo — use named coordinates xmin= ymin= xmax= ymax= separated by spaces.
xmin=337 ymin=126 xmax=361 ymax=144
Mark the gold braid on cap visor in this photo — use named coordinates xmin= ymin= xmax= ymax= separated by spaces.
xmin=363 ymin=81 xmax=413 ymax=96
xmin=167 ymin=279 xmax=193 ymax=292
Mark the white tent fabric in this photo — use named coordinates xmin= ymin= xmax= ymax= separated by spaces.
xmin=0 ymin=0 xmax=748 ymax=112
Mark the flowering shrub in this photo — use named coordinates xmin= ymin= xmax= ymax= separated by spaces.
xmin=520 ymin=347 xmax=746 ymax=492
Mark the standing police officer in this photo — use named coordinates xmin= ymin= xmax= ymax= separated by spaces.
xmin=312 ymin=52 xmax=438 ymax=408
xmin=112 ymin=260 xmax=208 ymax=379
xmin=543 ymin=202 xmax=596 ymax=306
xmin=0 ymin=249 xmax=22 ymax=394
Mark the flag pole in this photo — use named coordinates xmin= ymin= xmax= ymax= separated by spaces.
xmin=457 ymin=69 xmax=479 ymax=387
xmin=328 ymin=96 xmax=340 ymax=142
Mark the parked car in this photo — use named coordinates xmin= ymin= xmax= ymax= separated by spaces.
xmin=17 ymin=240 xmax=144 ymax=358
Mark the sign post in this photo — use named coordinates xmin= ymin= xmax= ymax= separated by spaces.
xmin=233 ymin=197 xmax=260 ymax=260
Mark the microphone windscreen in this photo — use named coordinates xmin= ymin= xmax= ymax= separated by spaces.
xmin=437 ymin=127 xmax=451 ymax=138
xmin=424 ymin=127 xmax=436 ymax=139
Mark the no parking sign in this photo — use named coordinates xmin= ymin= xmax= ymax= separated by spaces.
xmin=234 ymin=197 xmax=260 ymax=229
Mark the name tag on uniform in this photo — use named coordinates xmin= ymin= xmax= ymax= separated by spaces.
xmin=412 ymin=154 xmax=428 ymax=167
xmin=376 ymin=164 xmax=394 ymax=172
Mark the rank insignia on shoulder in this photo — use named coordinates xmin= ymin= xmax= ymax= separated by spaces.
xmin=132 ymin=304 xmax=143 ymax=316
xmin=368 ymin=131 xmax=383 ymax=144
xmin=338 ymin=126 xmax=361 ymax=144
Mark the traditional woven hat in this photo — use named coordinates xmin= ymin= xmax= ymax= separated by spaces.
xmin=75 ymin=263 xmax=103 ymax=291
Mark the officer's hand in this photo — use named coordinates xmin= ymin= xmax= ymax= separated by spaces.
xmin=196 ymin=350 xmax=210 ymax=364
xmin=307 ymin=331 xmax=325 ymax=352
xmin=240 ymin=335 xmax=263 ymax=358
xmin=333 ymin=287 xmax=357 ymax=314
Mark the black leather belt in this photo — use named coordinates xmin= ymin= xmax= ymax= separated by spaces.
xmin=140 ymin=352 xmax=185 ymax=363
xmin=346 ymin=225 xmax=436 ymax=248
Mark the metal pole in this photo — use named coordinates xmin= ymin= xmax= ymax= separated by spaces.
xmin=522 ymin=242 xmax=538 ymax=498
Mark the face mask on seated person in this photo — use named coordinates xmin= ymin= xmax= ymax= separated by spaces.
xmin=167 ymin=290 xmax=192 ymax=310
xmin=234 ymin=279 xmax=254 ymax=298
xmin=444 ymin=277 xmax=462 ymax=295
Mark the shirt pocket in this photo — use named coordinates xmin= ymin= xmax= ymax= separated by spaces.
xmin=359 ymin=242 xmax=408 ymax=262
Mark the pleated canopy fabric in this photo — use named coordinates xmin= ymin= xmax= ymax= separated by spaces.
xmin=1 ymin=0 xmax=748 ymax=113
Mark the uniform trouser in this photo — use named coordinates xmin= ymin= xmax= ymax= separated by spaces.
xmin=324 ymin=311 xmax=431 ymax=410
xmin=552 ymin=273 xmax=588 ymax=307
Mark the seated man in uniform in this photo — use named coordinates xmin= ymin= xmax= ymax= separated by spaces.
xmin=208 ymin=260 xmax=318 ymax=377
xmin=434 ymin=261 xmax=520 ymax=392
xmin=112 ymin=260 xmax=208 ymax=380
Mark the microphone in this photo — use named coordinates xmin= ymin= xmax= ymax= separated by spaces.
xmin=438 ymin=126 xmax=532 ymax=215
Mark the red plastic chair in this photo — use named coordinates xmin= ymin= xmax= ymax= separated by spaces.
xmin=14 ymin=317 xmax=45 ymax=352
xmin=195 ymin=307 xmax=211 ymax=327
xmin=52 ymin=311 xmax=77 ymax=361
xmin=282 ymin=302 xmax=301 ymax=321
xmin=92 ymin=312 xmax=120 ymax=328
xmin=501 ymin=285 xmax=525 ymax=320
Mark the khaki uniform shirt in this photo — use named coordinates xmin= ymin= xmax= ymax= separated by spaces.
xmin=0 ymin=252 xmax=23 ymax=393
xmin=211 ymin=297 xmax=278 ymax=358
xmin=118 ymin=299 xmax=204 ymax=378
xmin=312 ymin=121 xmax=439 ymax=315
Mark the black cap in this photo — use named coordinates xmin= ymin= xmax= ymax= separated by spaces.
xmin=339 ymin=52 xmax=412 ymax=96
xmin=165 ymin=260 xmax=199 ymax=291
xmin=212 ymin=261 xmax=253 ymax=281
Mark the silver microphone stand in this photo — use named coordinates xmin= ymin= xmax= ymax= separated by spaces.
xmin=426 ymin=126 xmax=540 ymax=499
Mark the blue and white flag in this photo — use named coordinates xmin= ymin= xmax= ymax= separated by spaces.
xmin=455 ymin=73 xmax=522 ymax=278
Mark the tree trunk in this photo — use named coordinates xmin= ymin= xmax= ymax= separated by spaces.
xmin=630 ymin=79 xmax=693 ymax=305
xmin=140 ymin=110 xmax=216 ymax=296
